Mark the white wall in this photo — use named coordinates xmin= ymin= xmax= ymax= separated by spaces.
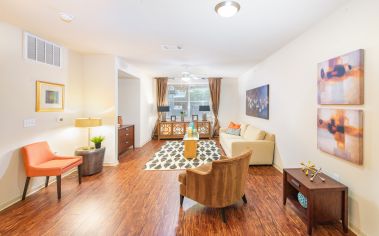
xmin=82 ymin=55 xmax=118 ymax=165
xmin=116 ymin=58 xmax=156 ymax=147
xmin=0 ymin=21 xmax=85 ymax=210
xmin=219 ymin=78 xmax=240 ymax=128
xmin=118 ymin=77 xmax=141 ymax=147
xmin=238 ymin=1 xmax=379 ymax=235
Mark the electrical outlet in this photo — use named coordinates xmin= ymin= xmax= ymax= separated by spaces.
xmin=23 ymin=118 xmax=36 ymax=128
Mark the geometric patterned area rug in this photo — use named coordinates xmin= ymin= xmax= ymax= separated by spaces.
xmin=143 ymin=140 xmax=221 ymax=171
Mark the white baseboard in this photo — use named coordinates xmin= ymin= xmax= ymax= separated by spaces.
xmin=139 ymin=138 xmax=152 ymax=148
xmin=103 ymin=161 xmax=119 ymax=166
xmin=273 ymin=163 xmax=283 ymax=173
xmin=0 ymin=168 xmax=77 ymax=212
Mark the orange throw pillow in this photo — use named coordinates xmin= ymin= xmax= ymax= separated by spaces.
xmin=228 ymin=122 xmax=241 ymax=129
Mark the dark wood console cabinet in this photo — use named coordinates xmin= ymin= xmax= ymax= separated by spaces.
xmin=118 ymin=125 xmax=135 ymax=158
xmin=283 ymin=168 xmax=348 ymax=235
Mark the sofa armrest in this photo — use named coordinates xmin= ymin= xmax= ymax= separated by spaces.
xmin=231 ymin=140 xmax=275 ymax=165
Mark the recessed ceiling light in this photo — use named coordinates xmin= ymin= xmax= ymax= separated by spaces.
xmin=215 ymin=1 xmax=240 ymax=18
xmin=59 ymin=12 xmax=74 ymax=23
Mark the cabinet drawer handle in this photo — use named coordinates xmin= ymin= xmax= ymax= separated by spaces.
xmin=125 ymin=141 xmax=129 ymax=144
xmin=291 ymin=179 xmax=300 ymax=188
xmin=125 ymin=134 xmax=129 ymax=136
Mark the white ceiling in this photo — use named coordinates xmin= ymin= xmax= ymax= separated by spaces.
xmin=0 ymin=0 xmax=347 ymax=78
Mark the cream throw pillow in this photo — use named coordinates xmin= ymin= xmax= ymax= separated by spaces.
xmin=243 ymin=125 xmax=266 ymax=140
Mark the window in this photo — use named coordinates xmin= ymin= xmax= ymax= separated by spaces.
xmin=167 ymin=83 xmax=212 ymax=119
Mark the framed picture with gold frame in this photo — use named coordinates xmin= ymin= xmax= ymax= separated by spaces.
xmin=36 ymin=81 xmax=65 ymax=112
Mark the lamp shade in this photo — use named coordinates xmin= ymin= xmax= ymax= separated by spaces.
xmin=199 ymin=105 xmax=210 ymax=111
xmin=158 ymin=106 xmax=170 ymax=112
xmin=75 ymin=118 xmax=102 ymax=127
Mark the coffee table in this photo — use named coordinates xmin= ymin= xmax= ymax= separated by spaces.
xmin=183 ymin=132 xmax=199 ymax=159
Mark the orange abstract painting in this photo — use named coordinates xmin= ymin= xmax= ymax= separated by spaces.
xmin=318 ymin=49 xmax=364 ymax=105
xmin=317 ymin=108 xmax=363 ymax=165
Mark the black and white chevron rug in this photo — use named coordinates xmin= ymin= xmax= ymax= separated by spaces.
xmin=144 ymin=140 xmax=221 ymax=170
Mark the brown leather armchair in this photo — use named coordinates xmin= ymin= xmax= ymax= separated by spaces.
xmin=178 ymin=151 xmax=252 ymax=222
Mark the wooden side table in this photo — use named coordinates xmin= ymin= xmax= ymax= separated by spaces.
xmin=75 ymin=147 xmax=106 ymax=176
xmin=283 ymin=168 xmax=348 ymax=235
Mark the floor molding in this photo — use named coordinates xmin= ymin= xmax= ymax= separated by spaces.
xmin=0 ymin=168 xmax=77 ymax=212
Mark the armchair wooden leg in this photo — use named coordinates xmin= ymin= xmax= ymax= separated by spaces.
xmin=56 ymin=175 xmax=62 ymax=199
xmin=22 ymin=177 xmax=30 ymax=200
xmin=180 ymin=195 xmax=184 ymax=207
xmin=242 ymin=194 xmax=247 ymax=204
xmin=45 ymin=176 xmax=49 ymax=187
xmin=221 ymin=208 xmax=227 ymax=223
xmin=78 ymin=165 xmax=82 ymax=184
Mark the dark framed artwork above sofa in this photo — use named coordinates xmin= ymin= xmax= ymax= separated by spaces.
xmin=246 ymin=84 xmax=269 ymax=119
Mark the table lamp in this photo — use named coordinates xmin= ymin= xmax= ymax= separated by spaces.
xmin=75 ymin=118 xmax=102 ymax=148
xmin=158 ymin=106 xmax=170 ymax=122
xmin=199 ymin=105 xmax=210 ymax=121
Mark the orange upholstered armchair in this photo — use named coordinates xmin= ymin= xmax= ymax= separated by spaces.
xmin=21 ymin=141 xmax=83 ymax=200
xmin=178 ymin=151 xmax=252 ymax=222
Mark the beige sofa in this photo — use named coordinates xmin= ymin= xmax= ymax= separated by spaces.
xmin=219 ymin=123 xmax=275 ymax=165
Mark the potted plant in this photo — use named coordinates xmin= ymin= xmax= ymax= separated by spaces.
xmin=180 ymin=111 xmax=185 ymax=122
xmin=90 ymin=136 xmax=105 ymax=149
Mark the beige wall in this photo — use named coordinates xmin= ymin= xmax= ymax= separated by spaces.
xmin=0 ymin=21 xmax=86 ymax=210
xmin=238 ymin=0 xmax=379 ymax=235
xmin=116 ymin=58 xmax=156 ymax=147
xmin=82 ymin=55 xmax=118 ymax=164
xmin=219 ymin=78 xmax=240 ymax=128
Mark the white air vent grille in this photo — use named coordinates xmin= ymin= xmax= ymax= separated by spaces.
xmin=24 ymin=32 xmax=62 ymax=67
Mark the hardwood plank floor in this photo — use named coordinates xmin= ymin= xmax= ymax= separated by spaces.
xmin=0 ymin=140 xmax=354 ymax=236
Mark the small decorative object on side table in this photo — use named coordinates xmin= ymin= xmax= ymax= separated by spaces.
xmin=90 ymin=136 xmax=105 ymax=149
xmin=75 ymin=147 xmax=106 ymax=176
xmin=283 ymin=168 xmax=348 ymax=235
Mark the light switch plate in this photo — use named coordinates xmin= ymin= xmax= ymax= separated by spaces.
xmin=24 ymin=118 xmax=36 ymax=128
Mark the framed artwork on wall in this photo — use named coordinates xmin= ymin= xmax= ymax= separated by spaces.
xmin=246 ymin=84 xmax=269 ymax=120
xmin=317 ymin=108 xmax=363 ymax=165
xmin=36 ymin=81 xmax=65 ymax=112
xmin=317 ymin=49 xmax=364 ymax=105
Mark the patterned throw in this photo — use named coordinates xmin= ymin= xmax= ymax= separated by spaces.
xmin=144 ymin=140 xmax=221 ymax=170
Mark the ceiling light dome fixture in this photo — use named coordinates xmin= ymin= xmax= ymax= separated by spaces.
xmin=59 ymin=12 xmax=74 ymax=23
xmin=215 ymin=1 xmax=240 ymax=18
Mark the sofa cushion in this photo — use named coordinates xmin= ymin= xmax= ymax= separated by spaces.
xmin=225 ymin=128 xmax=241 ymax=136
xmin=220 ymin=132 xmax=243 ymax=140
xmin=242 ymin=125 xmax=266 ymax=140
xmin=240 ymin=123 xmax=249 ymax=136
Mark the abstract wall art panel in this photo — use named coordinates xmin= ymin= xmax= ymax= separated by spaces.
xmin=246 ymin=84 xmax=269 ymax=119
xmin=36 ymin=81 xmax=65 ymax=112
xmin=317 ymin=108 xmax=363 ymax=165
xmin=318 ymin=49 xmax=364 ymax=105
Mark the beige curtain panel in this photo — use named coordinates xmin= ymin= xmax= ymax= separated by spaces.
xmin=151 ymin=77 xmax=168 ymax=139
xmin=208 ymin=77 xmax=222 ymax=137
